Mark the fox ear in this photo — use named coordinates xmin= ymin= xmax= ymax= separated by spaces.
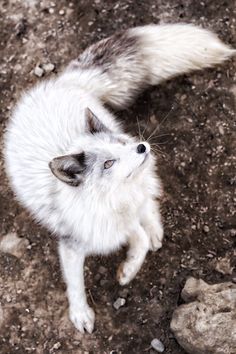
xmin=49 ymin=153 xmax=86 ymax=186
xmin=85 ymin=108 xmax=110 ymax=134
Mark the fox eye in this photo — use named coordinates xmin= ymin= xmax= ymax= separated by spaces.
xmin=104 ymin=159 xmax=115 ymax=169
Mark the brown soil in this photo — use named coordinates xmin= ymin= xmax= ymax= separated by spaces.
xmin=0 ymin=0 xmax=235 ymax=353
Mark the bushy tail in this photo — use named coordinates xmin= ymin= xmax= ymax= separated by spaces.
xmin=63 ymin=24 xmax=235 ymax=108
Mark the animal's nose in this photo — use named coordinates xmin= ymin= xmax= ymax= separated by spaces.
xmin=137 ymin=143 xmax=146 ymax=154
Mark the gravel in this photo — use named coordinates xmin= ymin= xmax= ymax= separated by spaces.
xmin=34 ymin=66 xmax=44 ymax=77
xmin=0 ymin=232 xmax=29 ymax=258
xmin=151 ymin=338 xmax=165 ymax=352
xmin=113 ymin=297 xmax=126 ymax=310
xmin=42 ymin=63 xmax=55 ymax=73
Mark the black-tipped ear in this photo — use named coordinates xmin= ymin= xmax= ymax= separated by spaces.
xmin=49 ymin=153 xmax=86 ymax=186
xmin=85 ymin=108 xmax=110 ymax=134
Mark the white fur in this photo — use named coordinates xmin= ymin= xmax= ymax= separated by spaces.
xmin=4 ymin=24 xmax=235 ymax=333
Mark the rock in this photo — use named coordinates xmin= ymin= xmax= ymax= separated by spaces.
xmin=98 ymin=265 xmax=107 ymax=274
xmin=218 ymin=125 xmax=224 ymax=135
xmin=0 ymin=232 xmax=29 ymax=258
xmin=113 ymin=297 xmax=126 ymax=310
xmin=52 ymin=342 xmax=61 ymax=350
xmin=171 ymin=277 xmax=236 ymax=354
xmin=15 ymin=18 xmax=27 ymax=37
xmin=203 ymin=225 xmax=209 ymax=233
xmin=151 ymin=338 xmax=165 ymax=352
xmin=42 ymin=63 xmax=55 ymax=73
xmin=230 ymin=229 xmax=236 ymax=237
xmin=34 ymin=66 xmax=44 ymax=77
xmin=215 ymin=256 xmax=233 ymax=275
xmin=181 ymin=277 xmax=208 ymax=302
xmin=118 ymin=288 xmax=129 ymax=298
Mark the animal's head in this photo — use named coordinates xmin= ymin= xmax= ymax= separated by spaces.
xmin=49 ymin=108 xmax=153 ymax=192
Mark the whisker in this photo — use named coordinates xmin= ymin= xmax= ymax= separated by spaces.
xmin=146 ymin=101 xmax=177 ymax=142
xmin=148 ymin=133 xmax=171 ymax=143
xmin=151 ymin=139 xmax=171 ymax=145
xmin=141 ymin=117 xmax=149 ymax=139
xmin=136 ymin=116 xmax=143 ymax=141
xmin=150 ymin=143 xmax=170 ymax=158
xmin=151 ymin=147 xmax=164 ymax=156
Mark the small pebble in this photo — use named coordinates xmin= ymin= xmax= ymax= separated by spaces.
xmin=118 ymin=288 xmax=129 ymax=298
xmin=151 ymin=338 xmax=165 ymax=352
xmin=73 ymin=340 xmax=80 ymax=346
xmin=230 ymin=229 xmax=236 ymax=237
xmin=113 ymin=297 xmax=126 ymax=310
xmin=59 ymin=9 xmax=65 ymax=15
xmin=98 ymin=265 xmax=107 ymax=274
xmin=0 ymin=232 xmax=29 ymax=258
xmin=5 ymin=295 xmax=11 ymax=303
xmin=34 ymin=66 xmax=44 ymax=77
xmin=218 ymin=125 xmax=224 ymax=135
xmin=215 ymin=256 xmax=233 ymax=275
xmin=203 ymin=225 xmax=209 ymax=233
xmin=43 ymin=63 xmax=55 ymax=73
xmin=52 ymin=342 xmax=61 ymax=350
xmin=100 ymin=279 xmax=108 ymax=286
xmin=94 ymin=273 xmax=101 ymax=281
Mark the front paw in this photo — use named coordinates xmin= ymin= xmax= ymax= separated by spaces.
xmin=69 ymin=304 xmax=95 ymax=334
xmin=117 ymin=260 xmax=140 ymax=286
xmin=149 ymin=223 xmax=164 ymax=251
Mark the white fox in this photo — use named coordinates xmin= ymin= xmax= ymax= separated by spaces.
xmin=4 ymin=24 xmax=235 ymax=333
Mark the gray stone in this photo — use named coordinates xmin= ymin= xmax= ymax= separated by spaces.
xmin=98 ymin=265 xmax=107 ymax=274
xmin=171 ymin=277 xmax=236 ymax=354
xmin=34 ymin=66 xmax=44 ymax=77
xmin=113 ymin=297 xmax=126 ymax=310
xmin=215 ymin=256 xmax=233 ymax=275
xmin=151 ymin=338 xmax=165 ymax=352
xmin=52 ymin=342 xmax=61 ymax=350
xmin=42 ymin=63 xmax=55 ymax=73
xmin=203 ymin=225 xmax=209 ymax=233
xmin=230 ymin=229 xmax=236 ymax=237
xmin=0 ymin=232 xmax=29 ymax=258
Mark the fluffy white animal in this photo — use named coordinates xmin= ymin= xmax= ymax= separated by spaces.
xmin=4 ymin=24 xmax=235 ymax=333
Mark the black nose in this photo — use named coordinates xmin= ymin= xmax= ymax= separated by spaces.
xmin=137 ymin=143 xmax=146 ymax=154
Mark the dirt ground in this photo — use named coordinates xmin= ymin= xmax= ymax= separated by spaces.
xmin=0 ymin=0 xmax=235 ymax=353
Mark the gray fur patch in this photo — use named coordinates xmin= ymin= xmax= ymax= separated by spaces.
xmin=76 ymin=31 xmax=139 ymax=71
